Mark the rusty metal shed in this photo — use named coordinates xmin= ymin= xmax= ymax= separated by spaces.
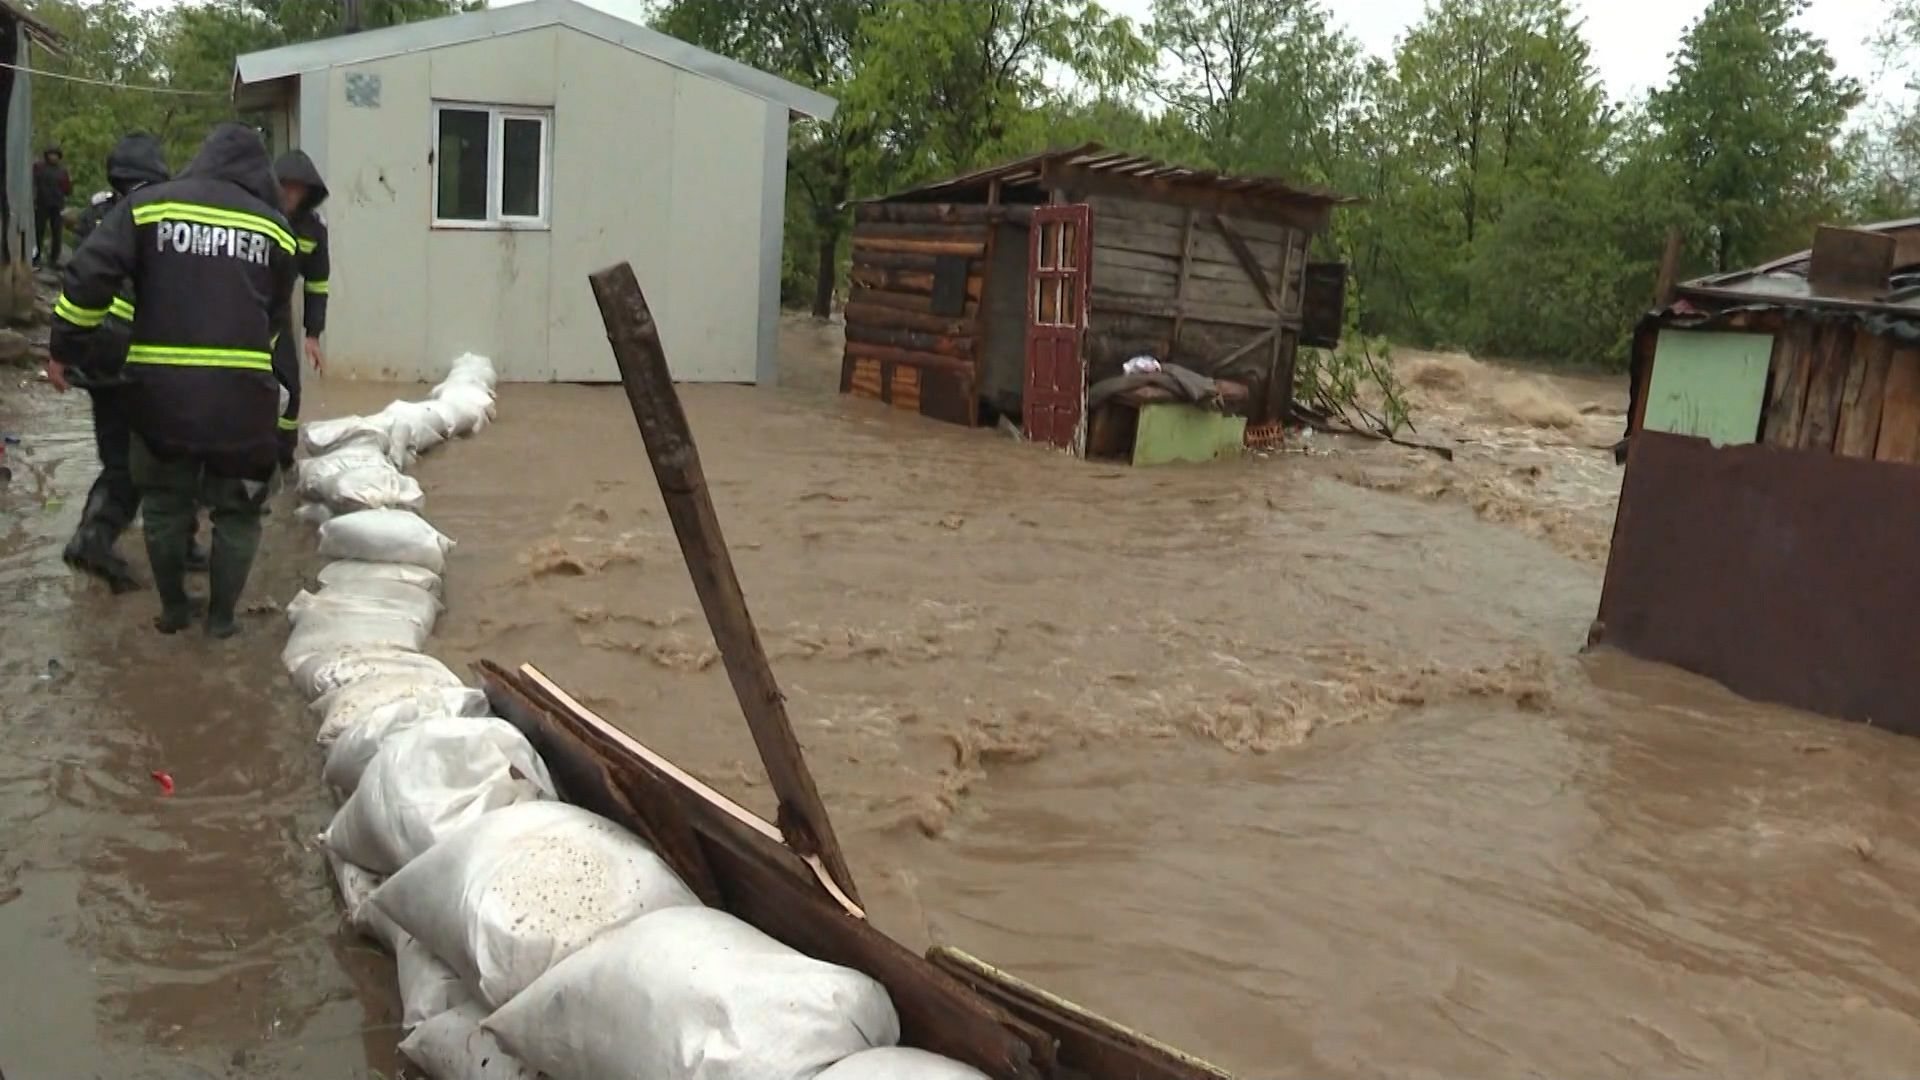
xmin=1598 ymin=221 xmax=1920 ymax=735
xmin=839 ymin=144 xmax=1355 ymax=449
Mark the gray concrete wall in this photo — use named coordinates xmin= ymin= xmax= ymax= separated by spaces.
xmin=314 ymin=25 xmax=780 ymax=383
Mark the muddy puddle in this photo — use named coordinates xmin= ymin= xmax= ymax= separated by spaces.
xmin=4 ymin=320 xmax=1919 ymax=1078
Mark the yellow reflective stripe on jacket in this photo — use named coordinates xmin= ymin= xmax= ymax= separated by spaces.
xmin=54 ymin=294 xmax=109 ymax=328
xmin=109 ymin=298 xmax=135 ymax=321
xmin=297 ymin=237 xmax=319 ymax=254
xmin=126 ymin=344 xmax=274 ymax=371
xmin=277 ymin=416 xmax=300 ymax=431
xmin=132 ymin=202 xmax=295 ymax=255
xmin=305 ymin=279 xmax=329 ymax=295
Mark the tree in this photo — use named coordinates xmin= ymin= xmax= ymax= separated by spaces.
xmin=1650 ymin=0 xmax=1861 ymax=271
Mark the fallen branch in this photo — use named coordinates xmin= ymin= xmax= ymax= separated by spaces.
xmin=1293 ymin=409 xmax=1456 ymax=461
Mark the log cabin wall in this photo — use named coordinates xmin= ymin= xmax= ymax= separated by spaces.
xmin=841 ymin=202 xmax=1000 ymax=427
xmin=1076 ymin=193 xmax=1310 ymax=423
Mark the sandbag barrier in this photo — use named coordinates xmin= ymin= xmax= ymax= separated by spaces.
xmin=287 ymin=358 xmax=985 ymax=1080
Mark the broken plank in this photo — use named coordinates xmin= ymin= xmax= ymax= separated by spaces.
xmin=1798 ymin=325 xmax=1850 ymax=452
xmin=1876 ymin=347 xmax=1920 ymax=464
xmin=1211 ymin=215 xmax=1280 ymax=311
xmin=1762 ymin=323 xmax=1814 ymax=447
xmin=1837 ymin=333 xmax=1892 ymax=459
xmin=588 ymin=262 xmax=862 ymax=906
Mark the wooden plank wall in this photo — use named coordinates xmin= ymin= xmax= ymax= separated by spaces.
xmin=1078 ymin=194 xmax=1309 ymax=422
xmin=1759 ymin=317 xmax=1920 ymax=465
xmin=841 ymin=203 xmax=1000 ymax=427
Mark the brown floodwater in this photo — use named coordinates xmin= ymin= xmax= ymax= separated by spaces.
xmin=3 ymin=323 xmax=1918 ymax=1078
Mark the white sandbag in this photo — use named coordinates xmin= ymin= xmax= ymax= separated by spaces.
xmin=312 ymin=677 xmax=489 ymax=747
xmin=323 ymin=717 xmax=553 ymax=874
xmin=370 ymin=802 xmax=700 ymax=1007
xmin=442 ymin=352 xmax=498 ymax=392
xmin=282 ymin=611 xmax=433 ymax=676
xmin=397 ymin=932 xmax=477 ymax=1031
xmin=327 ymin=850 xmax=383 ymax=925
xmin=287 ymin=581 xmax=442 ymax=634
xmin=819 ymin=1049 xmax=991 ymax=1080
xmin=290 ymin=646 xmax=461 ymax=703
xmin=318 ymin=510 xmax=455 ymax=574
xmin=302 ymin=416 xmax=395 ymax=458
xmin=296 ymin=443 xmax=391 ymax=493
xmin=317 ymin=559 xmax=444 ymax=598
xmin=305 ymin=459 xmax=425 ymax=513
xmin=295 ymin=502 xmax=335 ymax=526
xmin=425 ymin=383 xmax=495 ymax=436
xmin=485 ymin=906 xmax=900 ymax=1080
xmin=322 ymin=699 xmax=426 ymax=794
xmin=400 ymin=1003 xmax=538 ymax=1080
xmin=380 ymin=400 xmax=451 ymax=457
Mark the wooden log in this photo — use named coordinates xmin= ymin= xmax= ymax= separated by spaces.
xmin=855 ymin=222 xmax=992 ymax=244
xmin=1799 ymin=325 xmax=1850 ymax=452
xmin=851 ymin=265 xmax=983 ymax=300
xmin=1876 ymin=347 xmax=1920 ymax=463
xmin=844 ymin=301 xmax=973 ymax=337
xmin=853 ymin=236 xmax=987 ymax=257
xmin=848 ymin=355 xmax=884 ymax=399
xmin=1763 ymin=323 xmax=1815 ymax=447
xmin=1653 ymin=227 xmax=1684 ymax=307
xmin=1212 ymin=214 xmax=1280 ymax=311
xmin=890 ymin=363 xmax=922 ymax=413
xmin=850 ymin=285 xmax=980 ymax=319
xmin=1837 ymin=333 xmax=1893 ymax=458
xmin=844 ymin=340 xmax=977 ymax=375
xmin=856 ymin=202 xmax=1004 ymax=225
xmin=587 ymin=262 xmax=861 ymax=906
xmin=845 ymin=319 xmax=976 ymax=359
xmin=852 ymin=249 xmax=942 ymax=273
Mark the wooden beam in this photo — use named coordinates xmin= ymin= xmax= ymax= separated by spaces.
xmin=588 ymin=262 xmax=862 ymax=906
xmin=854 ymin=236 xmax=987 ymax=258
xmin=844 ymin=340 xmax=977 ymax=374
xmin=1172 ymin=209 xmax=1194 ymax=363
xmin=1040 ymin=159 xmax=1335 ymax=235
xmin=1211 ymin=214 xmax=1280 ymax=312
xmin=1653 ymin=227 xmax=1684 ymax=307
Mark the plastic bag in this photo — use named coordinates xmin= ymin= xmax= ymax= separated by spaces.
xmin=305 ymin=459 xmax=425 ymax=513
xmin=397 ymin=931 xmax=477 ymax=1031
xmin=323 ymin=716 xmax=553 ymax=874
xmin=312 ymin=677 xmax=489 ymax=747
xmin=485 ymin=907 xmax=899 ymax=1080
xmin=290 ymin=646 xmax=460 ymax=703
xmin=819 ymin=1049 xmax=991 ymax=1080
xmin=400 ymin=1003 xmax=538 ymax=1080
xmin=317 ymin=559 xmax=444 ymax=598
xmin=370 ymin=802 xmax=700 ymax=1007
xmin=318 ymin=510 xmax=455 ymax=574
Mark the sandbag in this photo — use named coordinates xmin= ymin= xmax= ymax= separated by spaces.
xmin=370 ymin=802 xmax=700 ymax=1007
xmin=380 ymin=400 xmax=451 ymax=458
xmin=295 ymin=502 xmax=335 ymax=527
xmin=302 ymin=416 xmax=396 ymax=457
xmin=287 ymin=581 xmax=443 ymax=634
xmin=312 ymin=677 xmax=489 ymax=747
xmin=396 ymin=931 xmax=476 ymax=1031
xmin=485 ymin=906 xmax=899 ymax=1080
xmin=441 ymin=352 xmax=498 ymax=393
xmin=296 ymin=443 xmax=391 ymax=493
xmin=323 ymin=717 xmax=553 ymax=874
xmin=281 ymin=611 xmax=433 ymax=676
xmin=317 ymin=559 xmax=444 ymax=598
xmin=425 ymin=383 xmax=495 ymax=437
xmin=304 ymin=459 xmax=425 ymax=513
xmin=400 ymin=1003 xmax=538 ymax=1080
xmin=318 ymin=510 xmax=455 ymax=573
xmin=290 ymin=647 xmax=461 ymax=703
xmin=323 ymin=699 xmax=428 ymax=794
xmin=327 ymin=850 xmax=383 ymax=926
xmin=818 ymin=1049 xmax=991 ymax=1080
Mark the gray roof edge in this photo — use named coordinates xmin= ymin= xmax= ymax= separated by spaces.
xmin=234 ymin=0 xmax=836 ymax=120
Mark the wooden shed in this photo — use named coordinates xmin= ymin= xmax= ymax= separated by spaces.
xmin=839 ymin=145 xmax=1354 ymax=450
xmin=1598 ymin=220 xmax=1920 ymax=736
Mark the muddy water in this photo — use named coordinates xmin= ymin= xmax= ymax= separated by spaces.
xmin=4 ymin=321 xmax=1919 ymax=1078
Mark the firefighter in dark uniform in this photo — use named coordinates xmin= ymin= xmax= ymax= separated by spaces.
xmin=50 ymin=123 xmax=297 ymax=638
xmin=54 ymin=133 xmax=169 ymax=593
xmin=271 ymin=149 xmax=329 ymax=468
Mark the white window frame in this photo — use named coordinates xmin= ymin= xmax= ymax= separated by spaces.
xmin=431 ymin=102 xmax=552 ymax=230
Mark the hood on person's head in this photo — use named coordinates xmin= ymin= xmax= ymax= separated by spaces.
xmin=43 ymin=147 xmax=62 ymax=164
xmin=106 ymin=133 xmax=169 ymax=196
xmin=181 ymin=123 xmax=280 ymax=210
xmin=272 ymin=149 xmax=329 ymax=218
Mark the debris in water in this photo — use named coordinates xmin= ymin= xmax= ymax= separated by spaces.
xmin=1852 ymin=835 xmax=1877 ymax=862
xmin=151 ymin=770 xmax=175 ymax=796
xmin=37 ymin=658 xmax=63 ymax=682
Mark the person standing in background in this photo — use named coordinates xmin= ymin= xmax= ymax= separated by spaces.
xmin=271 ymin=149 xmax=330 ymax=470
xmin=50 ymin=123 xmax=295 ymax=637
xmin=32 ymin=146 xmax=71 ymax=268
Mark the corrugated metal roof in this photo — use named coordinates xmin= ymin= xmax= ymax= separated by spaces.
xmin=1681 ymin=218 xmax=1920 ymax=317
xmin=233 ymin=0 xmax=835 ymax=120
xmin=881 ymin=143 xmax=1357 ymax=207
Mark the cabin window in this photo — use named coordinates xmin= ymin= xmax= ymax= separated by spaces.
xmin=433 ymin=103 xmax=552 ymax=228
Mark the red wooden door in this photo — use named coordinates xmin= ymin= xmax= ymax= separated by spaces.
xmin=1024 ymin=204 xmax=1092 ymax=449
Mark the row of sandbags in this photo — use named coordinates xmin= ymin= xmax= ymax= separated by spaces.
xmin=287 ymin=357 xmax=986 ymax=1080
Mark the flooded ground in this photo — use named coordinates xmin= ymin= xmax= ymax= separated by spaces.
xmin=4 ymin=320 xmax=1918 ymax=1078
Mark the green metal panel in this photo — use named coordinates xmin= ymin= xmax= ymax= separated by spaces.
xmin=1643 ymin=329 xmax=1774 ymax=446
xmin=1131 ymin=403 xmax=1248 ymax=467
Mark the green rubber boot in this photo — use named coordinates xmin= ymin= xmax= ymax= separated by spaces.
xmin=130 ymin=439 xmax=198 ymax=635
xmin=204 ymin=476 xmax=266 ymax=639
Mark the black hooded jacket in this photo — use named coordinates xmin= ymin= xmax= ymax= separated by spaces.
xmin=274 ymin=149 xmax=330 ymax=337
xmin=67 ymin=134 xmax=172 ymax=377
xmin=52 ymin=123 xmax=297 ymax=478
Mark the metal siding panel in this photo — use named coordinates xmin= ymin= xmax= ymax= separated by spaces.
xmin=756 ymin=103 xmax=786 ymax=386
xmin=427 ymin=26 xmax=559 ymax=106
xmin=6 ymin=37 xmax=30 ymax=257
xmin=666 ymin=69 xmax=763 ymax=382
xmin=545 ymin=28 xmax=676 ymax=382
xmin=1643 ymin=330 xmax=1774 ymax=446
xmin=325 ymin=56 xmax=433 ymax=380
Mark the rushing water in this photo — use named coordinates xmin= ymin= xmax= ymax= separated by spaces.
xmin=2 ymin=327 xmax=1917 ymax=1078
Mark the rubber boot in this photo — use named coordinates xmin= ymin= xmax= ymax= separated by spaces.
xmin=144 ymin=513 xmax=194 ymax=634
xmin=205 ymin=483 xmax=264 ymax=640
xmin=186 ymin=524 xmax=211 ymax=573
xmin=63 ymin=524 xmax=141 ymax=594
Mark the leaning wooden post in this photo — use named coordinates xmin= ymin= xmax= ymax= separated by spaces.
xmin=588 ymin=262 xmax=861 ymax=907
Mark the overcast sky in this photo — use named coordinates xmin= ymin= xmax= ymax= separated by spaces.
xmin=1101 ymin=0 xmax=1905 ymax=102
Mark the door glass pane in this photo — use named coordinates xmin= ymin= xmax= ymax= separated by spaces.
xmin=1059 ymin=219 xmax=1078 ymax=268
xmin=1037 ymin=223 xmax=1057 ymax=270
xmin=1039 ymin=276 xmax=1059 ymax=324
xmin=501 ymin=116 xmax=544 ymax=219
xmin=437 ymin=108 xmax=489 ymax=221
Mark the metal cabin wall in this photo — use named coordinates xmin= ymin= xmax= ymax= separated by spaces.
xmin=319 ymin=25 xmax=775 ymax=382
xmin=1079 ymin=193 xmax=1307 ymax=421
